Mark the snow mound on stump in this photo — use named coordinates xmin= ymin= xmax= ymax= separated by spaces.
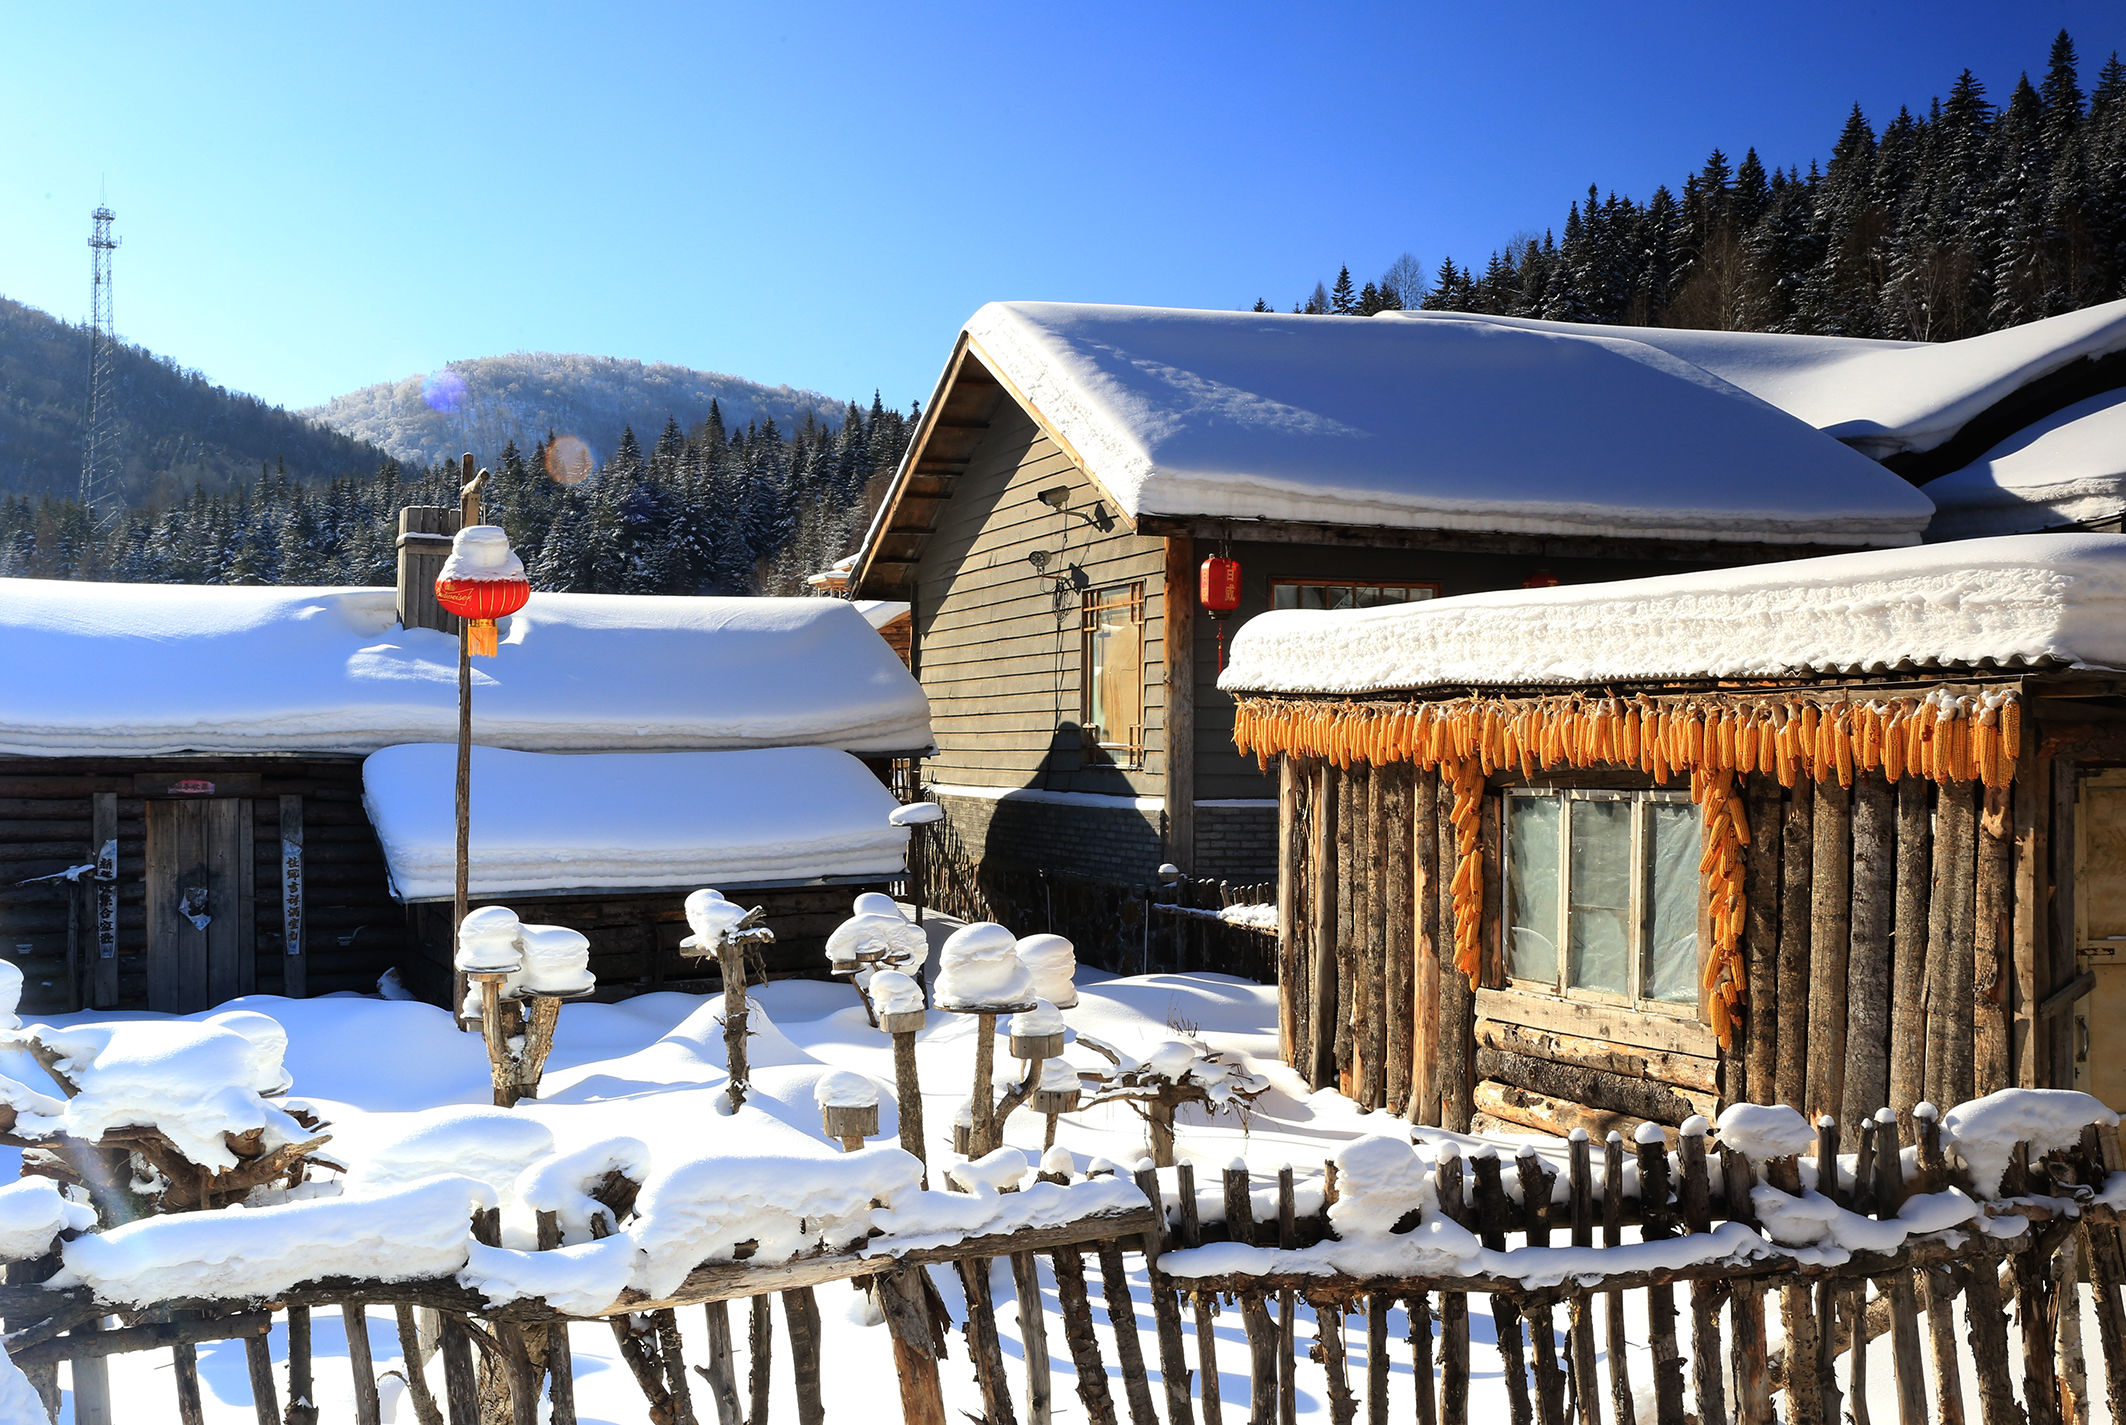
xmin=933 ymin=923 xmax=1036 ymax=1012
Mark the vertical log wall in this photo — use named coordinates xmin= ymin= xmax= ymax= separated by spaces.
xmin=1277 ymin=755 xmax=2042 ymax=1134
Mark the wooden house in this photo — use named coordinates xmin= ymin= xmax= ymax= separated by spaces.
xmin=1219 ymin=533 xmax=2126 ymax=1139
xmin=847 ymin=301 xmax=1935 ymax=957
xmin=0 ymin=539 xmax=932 ymax=1016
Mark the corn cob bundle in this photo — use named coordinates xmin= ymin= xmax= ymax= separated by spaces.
xmin=1447 ymin=757 xmax=1486 ymax=989
xmin=1231 ymin=688 xmax=2023 ymax=791
xmin=1695 ymin=769 xmax=1749 ymax=1049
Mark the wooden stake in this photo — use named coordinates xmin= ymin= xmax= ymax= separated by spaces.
xmin=1889 ymin=777 xmax=1932 ymax=1127
xmin=1385 ymin=765 xmax=1415 ymax=1116
xmin=1278 ymin=1167 xmax=1300 ymax=1425
xmin=1051 ymin=1251 xmax=1119 ymax=1425
xmin=1437 ymin=779 xmax=1474 ymax=1132
xmin=1413 ymin=767 xmax=1441 ymax=1124
xmin=1636 ymin=1132 xmax=1687 ymax=1425
xmin=1313 ymin=1297 xmax=1355 ymax=1425
xmin=1602 ymin=1133 xmax=1637 ymax=1425
xmin=174 ymin=1343 xmax=205 ymax=1425
xmin=747 ymin=1294 xmax=772 ymax=1425
xmin=393 ymin=1305 xmax=443 ymax=1425
xmin=1722 ymin=1147 xmax=1774 ymax=1425
xmin=954 ymin=1258 xmax=1018 ymax=1425
xmin=1406 ymin=1290 xmax=1437 ymax=1425
xmin=1805 ymin=780 xmax=1852 ymax=1121
xmin=1470 ymin=1151 xmax=1532 ymax=1425
xmin=452 ymin=454 xmax=479 ymax=1030
xmin=1010 ymin=1252 xmax=1054 ymax=1425
xmin=1309 ymin=766 xmax=1339 ymax=1090
xmin=1742 ymin=774 xmax=1782 ymax=1112
xmin=1676 ymin=1126 xmax=1725 ymax=1425
xmin=1095 ymin=1241 xmax=1157 ymax=1425
xmin=1974 ymin=787 xmax=2014 ymax=1094
xmin=1873 ymin=1114 xmax=1929 ymax=1425
xmin=1775 ymin=785 xmax=1813 ymax=1109
xmin=1515 ymin=1149 xmax=1566 ymax=1425
xmin=876 ymin=1269 xmax=949 ymax=1425
xmin=723 ymin=941 xmax=754 ymax=1114
xmin=892 ymin=1029 xmax=927 ymax=1182
xmin=244 ymin=1330 xmax=280 ymax=1425
xmin=341 ymin=1302 xmax=381 ymax=1425
xmin=1435 ymin=1151 xmax=1471 ymax=1425
xmin=1844 ymin=776 xmax=1895 ymax=1126
xmin=1336 ymin=767 xmax=1358 ymax=1093
xmin=1134 ymin=1164 xmax=1192 ymax=1425
xmin=1927 ymin=782 xmax=1978 ymax=1108
xmin=1566 ymin=1131 xmax=1603 ymax=1425
xmin=1365 ymin=1294 xmax=1389 ymax=1425
xmin=781 ymin=1288 xmax=825 ymax=1425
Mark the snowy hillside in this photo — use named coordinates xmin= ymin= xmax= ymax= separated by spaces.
xmin=306 ymin=352 xmax=850 ymax=468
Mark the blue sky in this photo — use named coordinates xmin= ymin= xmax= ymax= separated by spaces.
xmin=2 ymin=2 xmax=2120 ymax=416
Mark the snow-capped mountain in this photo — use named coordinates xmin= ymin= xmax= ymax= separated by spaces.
xmin=305 ymin=352 xmax=851 ymax=468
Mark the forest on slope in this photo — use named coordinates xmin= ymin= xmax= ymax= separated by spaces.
xmin=1281 ymin=32 xmax=2126 ymax=341
xmin=0 ymin=297 xmax=391 ymax=502
xmin=0 ymin=398 xmax=916 ymax=598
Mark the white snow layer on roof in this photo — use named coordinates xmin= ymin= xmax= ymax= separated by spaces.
xmin=1398 ymin=298 xmax=2126 ymax=458
xmin=1218 ymin=533 xmax=2126 ymax=695
xmin=0 ymin=582 xmax=931 ymax=757
xmin=1925 ymin=389 xmax=2126 ymax=539
xmin=960 ymin=302 xmax=1932 ymax=546
xmin=362 ymin=744 xmax=909 ymax=901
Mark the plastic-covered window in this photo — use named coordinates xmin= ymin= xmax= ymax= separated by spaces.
xmin=1644 ymin=802 xmax=1701 ymax=1004
xmin=1505 ymin=795 xmax=1560 ymax=982
xmin=1566 ymin=799 xmax=1632 ymax=997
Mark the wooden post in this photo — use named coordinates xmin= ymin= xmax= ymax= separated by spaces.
xmin=782 ymin=1288 xmax=826 ymax=1425
xmin=1889 ymin=777 xmax=1932 ymax=1122
xmin=1358 ymin=766 xmax=1385 ymax=1108
xmin=1278 ymin=757 xmax=1301 ymax=1064
xmin=1637 ymin=1131 xmax=1687 ymax=1425
xmin=393 ymin=1305 xmax=444 ymax=1425
xmin=341 ymin=1303 xmax=381 ymax=1425
xmin=876 ymin=1269 xmax=948 ymax=1425
xmin=1134 ymin=1164 xmax=1192 ymax=1425
xmin=1469 ymin=1151 xmax=1531 ymax=1425
xmin=1095 ymin=1240 xmax=1157 ymax=1425
xmin=1767 ymin=1150 xmax=1822 ymax=1425
xmin=1872 ymin=1112 xmax=1930 ymax=1425
xmin=954 ymin=1258 xmax=1017 ymax=1425
xmin=2012 ymin=745 xmax=2049 ymax=1086
xmin=723 ymin=937 xmax=753 ymax=1114
xmin=2048 ymin=760 xmax=2079 ymax=1090
xmin=1927 ymin=781 xmax=1978 ymax=1108
xmin=451 ymin=456 xmax=481 ymax=1029
xmin=890 ymin=1027 xmax=926 ymax=1181
xmin=244 ymin=1331 xmax=280 ymax=1425
xmin=1336 ymin=766 xmax=1359 ymax=1094
xmin=1742 ymin=775 xmax=1781 ymax=1111
xmin=1805 ymin=780 xmax=1851 ymax=1122
xmin=1010 ymin=1251 xmax=1054 ymax=1425
xmin=747 ymin=1294 xmax=773 ymax=1425
xmin=1722 ymin=1147 xmax=1773 ymax=1425
xmin=1435 ymin=1151 xmax=1471 ymax=1425
xmin=1384 ymin=765 xmax=1415 ymax=1116
xmin=1844 ymin=776 xmax=1894 ymax=1126
xmin=1775 ymin=786 xmax=1813 ymax=1110
xmin=1974 ymin=785 xmax=2014 ymax=1094
xmin=971 ymin=1011 xmax=997 ymax=1153
xmin=1602 ymin=1132 xmax=1637 ymax=1425
xmin=1308 ymin=767 xmax=1339 ymax=1090
xmin=1566 ymin=1131 xmax=1603 ymax=1425
xmin=1164 ymin=536 xmax=1196 ymax=876
xmin=1278 ymin=1167 xmax=1300 ymax=1425
xmin=1515 ymin=1149 xmax=1567 ymax=1425
xmin=1676 ymin=1125 xmax=1725 ymax=1425
xmin=1412 ymin=766 xmax=1441 ymax=1124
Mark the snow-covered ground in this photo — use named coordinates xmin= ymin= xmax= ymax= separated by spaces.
xmin=7 ymin=967 xmax=2111 ymax=1423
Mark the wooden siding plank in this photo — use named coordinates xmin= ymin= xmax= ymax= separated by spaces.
xmin=1164 ymin=538 xmax=1195 ymax=872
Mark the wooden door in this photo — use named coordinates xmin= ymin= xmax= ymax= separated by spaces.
xmin=2077 ymin=771 xmax=2126 ymax=1112
xmin=145 ymin=799 xmax=255 ymax=1013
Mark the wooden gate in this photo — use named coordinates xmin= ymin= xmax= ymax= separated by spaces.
xmin=145 ymin=798 xmax=254 ymax=1012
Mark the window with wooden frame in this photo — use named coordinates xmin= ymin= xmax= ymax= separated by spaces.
xmin=1270 ymin=579 xmax=1441 ymax=611
xmin=1501 ymin=788 xmax=1700 ymax=1014
xmin=1081 ymin=582 xmax=1145 ymax=764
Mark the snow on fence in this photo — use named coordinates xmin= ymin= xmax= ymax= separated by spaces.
xmin=4 ymin=1089 xmax=2126 ymax=1425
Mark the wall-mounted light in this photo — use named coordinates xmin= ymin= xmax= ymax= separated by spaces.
xmin=1037 ymin=486 xmax=1071 ymax=509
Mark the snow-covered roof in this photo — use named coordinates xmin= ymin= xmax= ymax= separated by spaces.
xmin=1398 ymin=299 xmax=2126 ymax=459
xmin=1924 ymin=389 xmax=2126 ymax=540
xmin=1218 ymin=533 xmax=2126 ymax=695
xmin=958 ymin=301 xmax=1931 ymax=547
xmin=0 ymin=581 xmax=932 ymax=757
xmin=853 ymin=599 xmax=911 ymax=629
xmin=362 ymin=744 xmax=909 ymax=901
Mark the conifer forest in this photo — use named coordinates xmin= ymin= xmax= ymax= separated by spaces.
xmin=7 ymin=33 xmax=2126 ymax=593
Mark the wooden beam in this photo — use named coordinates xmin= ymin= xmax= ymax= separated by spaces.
xmin=1308 ymin=766 xmax=1339 ymax=1091
xmin=1132 ymin=513 xmax=1874 ymax=565
xmin=1163 ymin=536 xmax=1195 ymax=875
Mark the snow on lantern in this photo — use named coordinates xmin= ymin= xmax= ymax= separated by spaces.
xmin=434 ymin=525 xmax=531 ymax=657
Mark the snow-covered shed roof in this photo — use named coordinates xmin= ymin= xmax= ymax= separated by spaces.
xmin=938 ymin=301 xmax=1931 ymax=547
xmin=1924 ymin=390 xmax=2126 ymax=541
xmin=1218 ymin=534 xmax=2126 ymax=696
xmin=362 ymin=744 xmax=908 ymax=901
xmin=0 ymin=581 xmax=932 ymax=757
xmin=1398 ymin=299 xmax=2126 ymax=461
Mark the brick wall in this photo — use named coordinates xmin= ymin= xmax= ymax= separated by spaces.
xmin=1196 ymin=804 xmax=1277 ymax=883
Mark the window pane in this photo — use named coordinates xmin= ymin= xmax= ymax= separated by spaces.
xmin=1086 ymin=592 xmax=1139 ymax=747
xmin=1645 ymin=802 xmax=1701 ymax=1004
xmin=1408 ymin=587 xmax=1436 ymax=601
xmin=1273 ymin=585 xmax=1299 ymax=610
xmin=1566 ymin=799 xmax=1632 ymax=995
xmin=1355 ymin=585 xmax=1386 ymax=608
xmin=1506 ymin=797 xmax=1561 ymax=983
xmin=1297 ymin=585 xmax=1324 ymax=610
xmin=1376 ymin=587 xmax=1410 ymax=605
xmin=1323 ymin=586 xmax=1354 ymax=611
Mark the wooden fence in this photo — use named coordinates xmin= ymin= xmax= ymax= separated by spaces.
xmin=3 ymin=1101 xmax=2121 ymax=1425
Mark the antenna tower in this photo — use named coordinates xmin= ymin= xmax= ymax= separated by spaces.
xmin=80 ymin=202 xmax=122 ymax=529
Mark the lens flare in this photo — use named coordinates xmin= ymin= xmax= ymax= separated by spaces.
xmin=544 ymin=434 xmax=594 ymax=485
xmin=420 ymin=369 xmax=468 ymax=414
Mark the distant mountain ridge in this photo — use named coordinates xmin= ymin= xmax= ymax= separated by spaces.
xmin=0 ymin=297 xmax=392 ymax=503
xmin=306 ymin=353 xmax=851 ymax=468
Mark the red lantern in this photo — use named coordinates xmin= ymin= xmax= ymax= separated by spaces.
xmin=1199 ymin=555 xmax=1242 ymax=613
xmin=435 ymin=575 xmax=530 ymax=656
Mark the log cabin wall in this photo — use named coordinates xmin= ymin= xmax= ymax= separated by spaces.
xmin=1268 ymin=684 xmax=2093 ymax=1139
xmin=0 ymin=756 xmax=405 ymax=1014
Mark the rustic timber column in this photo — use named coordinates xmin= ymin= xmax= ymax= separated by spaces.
xmin=1803 ymin=779 xmax=1850 ymax=1122
xmin=1277 ymin=756 xmax=1301 ymax=1063
xmin=1307 ymin=765 xmax=1339 ymax=1090
xmin=1162 ymin=536 xmax=1195 ymax=875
